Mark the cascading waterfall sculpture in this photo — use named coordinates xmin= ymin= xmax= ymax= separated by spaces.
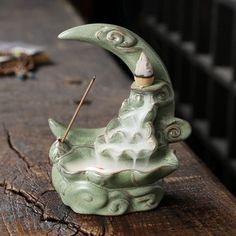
xmin=48 ymin=24 xmax=191 ymax=216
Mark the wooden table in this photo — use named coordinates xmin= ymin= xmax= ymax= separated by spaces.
xmin=0 ymin=1 xmax=236 ymax=235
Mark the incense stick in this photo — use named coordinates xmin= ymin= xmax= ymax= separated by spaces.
xmin=60 ymin=76 xmax=96 ymax=143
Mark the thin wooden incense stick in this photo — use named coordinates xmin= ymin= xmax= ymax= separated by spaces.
xmin=60 ymin=76 xmax=96 ymax=143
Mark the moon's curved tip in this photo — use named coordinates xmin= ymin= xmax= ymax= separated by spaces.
xmin=58 ymin=30 xmax=69 ymax=39
xmin=58 ymin=25 xmax=87 ymax=40
xmin=58 ymin=27 xmax=79 ymax=39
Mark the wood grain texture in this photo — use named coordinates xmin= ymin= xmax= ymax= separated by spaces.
xmin=0 ymin=0 xmax=236 ymax=235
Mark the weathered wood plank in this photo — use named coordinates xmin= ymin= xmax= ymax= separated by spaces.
xmin=0 ymin=0 xmax=236 ymax=235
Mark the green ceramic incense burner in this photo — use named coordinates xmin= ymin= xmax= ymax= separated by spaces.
xmin=49 ymin=24 xmax=191 ymax=216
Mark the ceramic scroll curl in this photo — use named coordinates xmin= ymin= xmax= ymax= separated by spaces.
xmin=164 ymin=118 xmax=191 ymax=143
xmin=63 ymin=181 xmax=108 ymax=214
xmin=96 ymin=26 xmax=140 ymax=52
xmin=154 ymin=84 xmax=172 ymax=104
xmin=166 ymin=124 xmax=182 ymax=141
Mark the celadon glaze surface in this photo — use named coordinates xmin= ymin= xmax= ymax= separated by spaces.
xmin=49 ymin=24 xmax=191 ymax=215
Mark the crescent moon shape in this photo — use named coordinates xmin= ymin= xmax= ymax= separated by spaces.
xmin=58 ymin=23 xmax=171 ymax=86
xmin=49 ymin=23 xmax=190 ymax=145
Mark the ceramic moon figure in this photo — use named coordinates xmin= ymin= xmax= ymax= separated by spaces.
xmin=48 ymin=24 xmax=191 ymax=216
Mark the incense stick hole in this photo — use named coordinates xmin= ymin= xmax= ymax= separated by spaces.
xmin=64 ymin=78 xmax=82 ymax=85
xmin=73 ymin=99 xmax=92 ymax=106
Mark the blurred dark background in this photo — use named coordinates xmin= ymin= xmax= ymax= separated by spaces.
xmin=69 ymin=0 xmax=236 ymax=194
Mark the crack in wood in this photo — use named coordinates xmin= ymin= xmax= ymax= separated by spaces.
xmin=0 ymin=182 xmax=91 ymax=236
xmin=3 ymin=124 xmax=31 ymax=169
xmin=40 ymin=189 xmax=55 ymax=196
